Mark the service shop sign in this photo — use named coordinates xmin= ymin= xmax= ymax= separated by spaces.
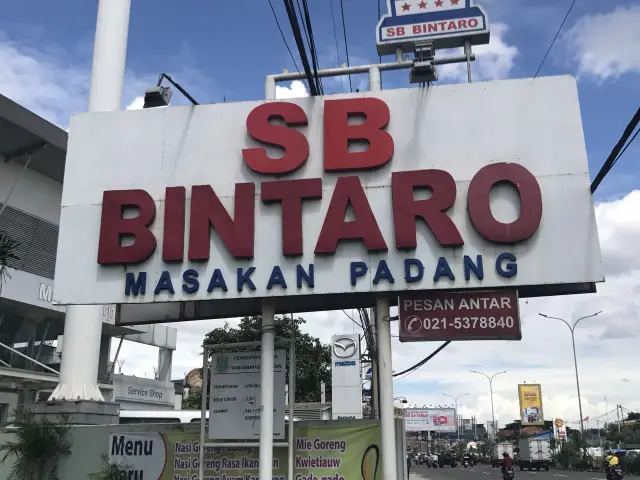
xmin=398 ymin=289 xmax=521 ymax=342
xmin=54 ymin=76 xmax=603 ymax=314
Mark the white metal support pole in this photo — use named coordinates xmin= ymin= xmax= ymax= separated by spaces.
xmin=464 ymin=40 xmax=473 ymax=84
xmin=376 ymin=295 xmax=397 ymax=479
xmin=369 ymin=66 xmax=381 ymax=92
xmin=287 ymin=339 xmax=296 ymax=480
xmin=50 ymin=0 xmax=131 ymax=403
xmin=199 ymin=347 xmax=209 ymax=480
xmin=259 ymin=300 xmax=276 ymax=480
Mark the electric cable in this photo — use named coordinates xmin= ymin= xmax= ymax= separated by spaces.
xmin=392 ymin=341 xmax=451 ymax=377
xmin=338 ymin=0 xmax=353 ymax=92
xmin=342 ymin=309 xmax=364 ymax=330
xmin=301 ymin=0 xmax=323 ymax=94
xmin=329 ymin=0 xmax=345 ymax=92
xmin=591 ymin=106 xmax=640 ymax=194
xmin=267 ymin=0 xmax=310 ymax=92
xmin=282 ymin=0 xmax=319 ymax=95
xmin=533 ymin=0 xmax=578 ymax=78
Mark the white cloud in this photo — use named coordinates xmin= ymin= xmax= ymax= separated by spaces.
xmin=565 ymin=5 xmax=640 ymax=81
xmin=0 ymin=31 xmax=204 ymax=127
xmin=438 ymin=23 xmax=518 ymax=82
xmin=126 ymin=96 xmax=145 ymax=110
xmin=275 ymin=80 xmax=309 ymax=99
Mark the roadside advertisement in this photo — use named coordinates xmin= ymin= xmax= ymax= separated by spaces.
xmin=53 ymin=77 xmax=603 ymax=321
xmin=554 ymin=418 xmax=567 ymax=440
xmin=398 ymin=289 xmax=520 ymax=342
xmin=518 ymin=384 xmax=544 ymax=425
xmin=404 ymin=408 xmax=456 ymax=433
xmin=208 ymin=350 xmax=286 ymax=440
xmin=331 ymin=334 xmax=363 ymax=420
xmin=108 ymin=424 xmax=382 ymax=480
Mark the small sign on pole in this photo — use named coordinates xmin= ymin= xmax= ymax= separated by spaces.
xmin=376 ymin=0 xmax=490 ymax=55
xmin=208 ymin=350 xmax=286 ymax=440
xmin=398 ymin=289 xmax=521 ymax=342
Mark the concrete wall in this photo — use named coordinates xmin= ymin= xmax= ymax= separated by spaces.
xmin=0 ymin=419 xmax=407 ymax=479
xmin=0 ymin=160 xmax=62 ymax=225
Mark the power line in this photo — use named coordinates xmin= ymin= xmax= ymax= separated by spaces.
xmin=342 ymin=309 xmax=364 ymax=330
xmin=329 ymin=0 xmax=345 ymax=92
xmin=533 ymin=0 xmax=578 ymax=78
xmin=282 ymin=0 xmax=319 ymax=96
xmin=266 ymin=0 xmax=309 ymax=92
xmin=393 ymin=341 xmax=451 ymax=378
xmin=338 ymin=0 xmax=353 ymax=92
xmin=591 ymin=106 xmax=640 ymax=194
xmin=301 ymin=0 xmax=323 ymax=94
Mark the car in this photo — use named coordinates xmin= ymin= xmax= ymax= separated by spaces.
xmin=439 ymin=451 xmax=458 ymax=468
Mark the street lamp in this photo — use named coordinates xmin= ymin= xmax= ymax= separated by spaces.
xmin=471 ymin=370 xmax=507 ymax=440
xmin=539 ymin=311 xmax=602 ymax=434
xmin=443 ymin=393 xmax=469 ymax=441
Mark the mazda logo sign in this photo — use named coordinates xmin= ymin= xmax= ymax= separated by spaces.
xmin=333 ymin=336 xmax=357 ymax=358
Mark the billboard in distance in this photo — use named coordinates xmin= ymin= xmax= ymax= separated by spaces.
xmin=404 ymin=408 xmax=456 ymax=432
xmin=518 ymin=384 xmax=544 ymax=425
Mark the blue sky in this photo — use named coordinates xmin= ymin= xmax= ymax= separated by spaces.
xmin=1 ymin=0 xmax=638 ymax=202
xmin=1 ymin=0 xmax=639 ymax=424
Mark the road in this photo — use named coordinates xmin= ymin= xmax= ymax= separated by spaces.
xmin=408 ymin=464 xmax=606 ymax=480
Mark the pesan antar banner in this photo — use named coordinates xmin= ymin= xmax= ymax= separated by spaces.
xmin=53 ymin=77 xmax=603 ymax=317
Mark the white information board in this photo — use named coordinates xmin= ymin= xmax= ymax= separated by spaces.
xmin=208 ymin=350 xmax=286 ymax=440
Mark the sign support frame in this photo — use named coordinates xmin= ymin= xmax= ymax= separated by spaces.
xmin=198 ymin=335 xmax=295 ymax=480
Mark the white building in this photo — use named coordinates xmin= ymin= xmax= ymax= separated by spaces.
xmin=0 ymin=93 xmax=178 ymax=422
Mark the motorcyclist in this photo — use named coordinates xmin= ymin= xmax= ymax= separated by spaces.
xmin=501 ymin=452 xmax=514 ymax=477
xmin=606 ymin=453 xmax=621 ymax=480
xmin=463 ymin=452 xmax=472 ymax=466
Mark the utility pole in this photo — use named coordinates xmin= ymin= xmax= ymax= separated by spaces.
xmin=443 ymin=393 xmax=469 ymax=443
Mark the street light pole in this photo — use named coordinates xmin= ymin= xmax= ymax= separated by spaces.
xmin=539 ymin=311 xmax=602 ymax=435
xmin=443 ymin=393 xmax=469 ymax=442
xmin=471 ymin=370 xmax=507 ymax=440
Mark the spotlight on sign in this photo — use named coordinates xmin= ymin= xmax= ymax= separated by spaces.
xmin=143 ymin=86 xmax=172 ymax=109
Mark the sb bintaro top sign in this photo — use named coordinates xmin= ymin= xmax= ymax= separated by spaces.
xmin=376 ymin=0 xmax=490 ymax=54
xmin=53 ymin=77 xmax=603 ymax=314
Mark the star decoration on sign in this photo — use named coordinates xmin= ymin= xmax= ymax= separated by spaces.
xmin=450 ymin=0 xmax=460 ymax=4
xmin=435 ymin=0 xmax=444 ymax=6
xmin=402 ymin=2 xmax=410 ymax=11
xmin=418 ymin=1 xmax=427 ymax=8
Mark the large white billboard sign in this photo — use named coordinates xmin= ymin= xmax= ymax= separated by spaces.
xmin=331 ymin=334 xmax=363 ymax=420
xmin=54 ymin=77 xmax=603 ymax=317
xmin=404 ymin=408 xmax=456 ymax=432
xmin=208 ymin=351 xmax=286 ymax=440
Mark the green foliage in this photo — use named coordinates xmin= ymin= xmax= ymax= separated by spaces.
xmin=201 ymin=315 xmax=332 ymax=404
xmin=0 ymin=231 xmax=20 ymax=292
xmin=626 ymin=412 xmax=640 ymax=421
xmin=88 ymin=453 xmax=132 ymax=480
xmin=0 ymin=410 xmax=71 ymax=480
xmin=182 ymin=388 xmax=203 ymax=410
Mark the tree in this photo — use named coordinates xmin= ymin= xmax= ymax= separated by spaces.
xmin=189 ymin=315 xmax=331 ymax=408
xmin=0 ymin=410 xmax=71 ymax=480
xmin=626 ymin=411 xmax=640 ymax=421
xmin=0 ymin=231 xmax=20 ymax=294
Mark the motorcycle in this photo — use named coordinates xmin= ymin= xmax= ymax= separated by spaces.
xmin=462 ymin=459 xmax=469 ymax=468
xmin=502 ymin=467 xmax=515 ymax=480
xmin=606 ymin=465 xmax=624 ymax=480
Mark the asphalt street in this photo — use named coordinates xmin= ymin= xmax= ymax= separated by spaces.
xmin=408 ymin=464 xmax=606 ymax=480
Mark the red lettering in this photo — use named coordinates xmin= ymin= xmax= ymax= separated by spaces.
xmin=392 ymin=170 xmax=463 ymax=249
xmin=261 ymin=178 xmax=322 ymax=256
xmin=97 ymin=190 xmax=157 ymax=265
xmin=397 ymin=27 xmax=405 ymax=36
xmin=458 ymin=19 xmax=468 ymax=28
xmin=188 ymin=184 xmax=255 ymax=260
xmin=467 ymin=163 xmax=542 ymax=243
xmin=438 ymin=21 xmax=447 ymax=30
xmin=386 ymin=28 xmax=395 ymax=37
xmin=163 ymin=186 xmax=186 ymax=262
xmin=469 ymin=18 xmax=479 ymax=28
xmin=428 ymin=23 xmax=438 ymax=33
xmin=448 ymin=21 xmax=457 ymax=30
xmin=413 ymin=25 xmax=422 ymax=34
xmin=315 ymin=176 xmax=387 ymax=254
xmin=324 ymin=98 xmax=394 ymax=172
xmin=242 ymin=102 xmax=309 ymax=175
